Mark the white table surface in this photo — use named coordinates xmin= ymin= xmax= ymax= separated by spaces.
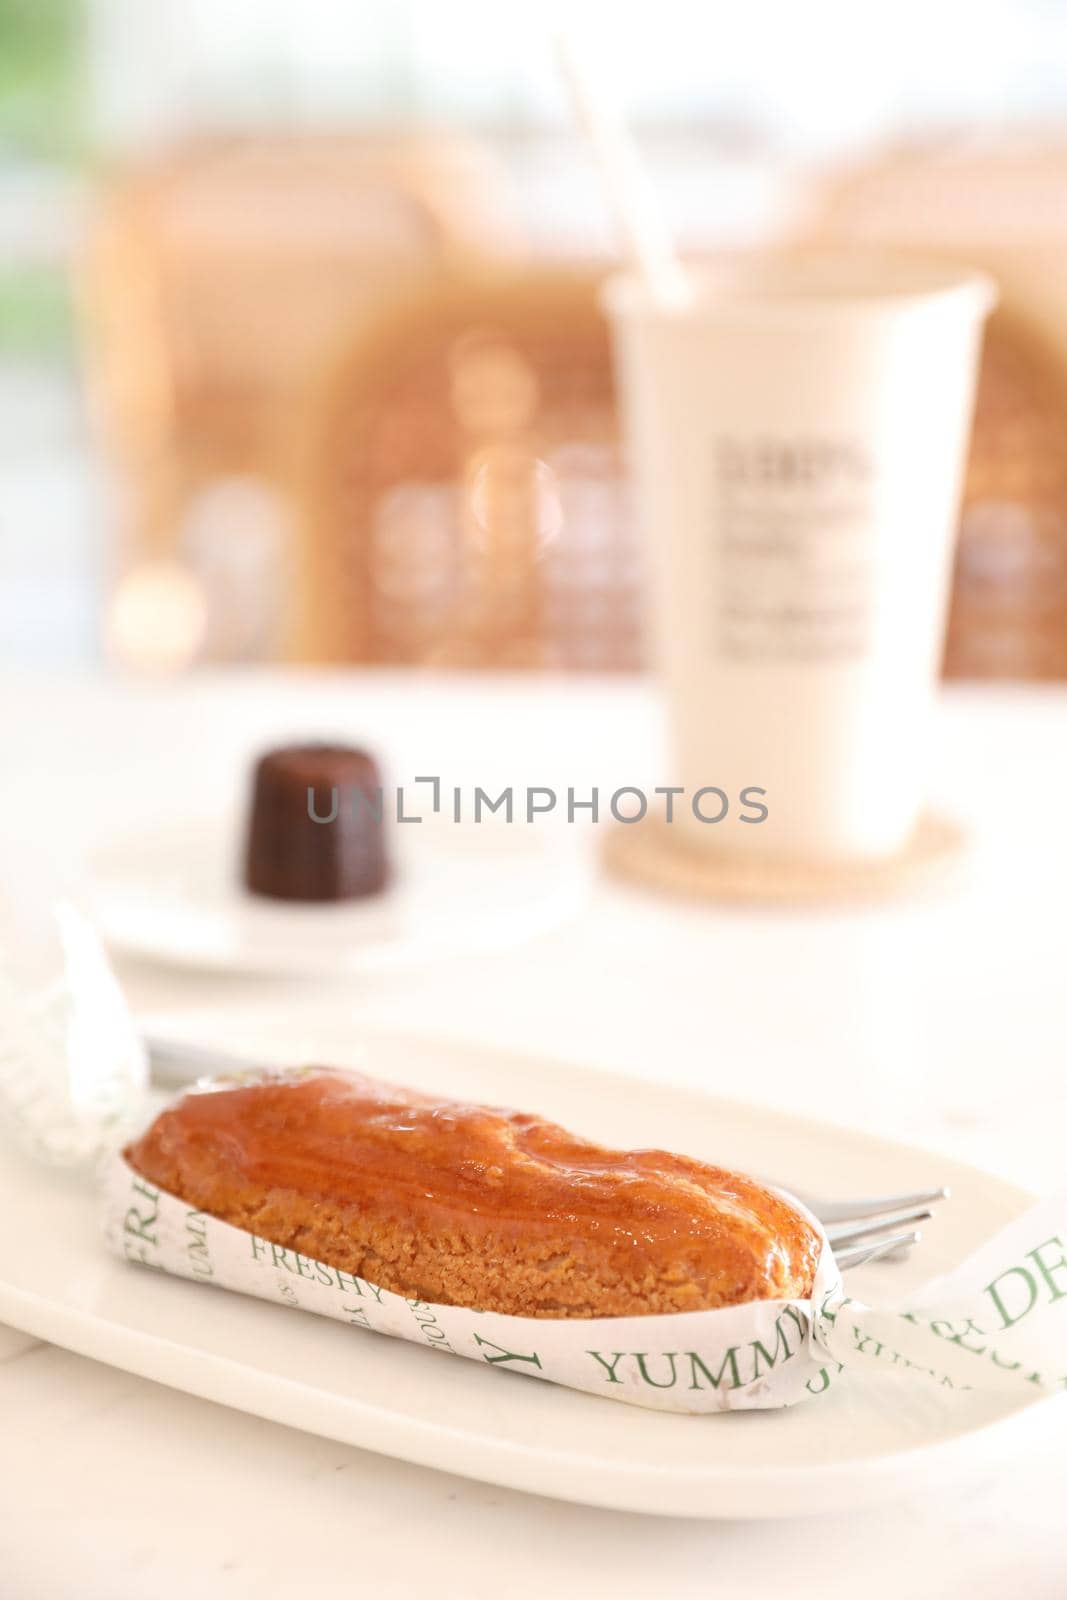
xmin=1 ymin=668 xmax=1065 ymax=1598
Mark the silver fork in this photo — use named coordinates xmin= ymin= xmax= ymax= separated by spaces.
xmin=145 ymin=1036 xmax=947 ymax=1269
xmin=146 ymin=1036 xmax=282 ymax=1088
xmin=787 ymin=1185 xmax=949 ymax=1269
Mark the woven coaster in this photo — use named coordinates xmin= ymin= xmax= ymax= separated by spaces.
xmin=602 ymin=812 xmax=966 ymax=906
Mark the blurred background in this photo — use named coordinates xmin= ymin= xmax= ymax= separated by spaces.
xmin=5 ymin=0 xmax=1067 ymax=677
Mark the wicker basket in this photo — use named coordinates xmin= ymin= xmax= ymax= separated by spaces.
xmin=292 ymin=267 xmax=641 ymax=671
xmin=80 ymin=131 xmax=519 ymax=577
xmin=807 ymin=142 xmax=1067 ymax=679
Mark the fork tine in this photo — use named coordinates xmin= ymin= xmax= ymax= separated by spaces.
xmin=826 ymin=1206 xmax=934 ymax=1249
xmin=834 ymin=1229 xmax=921 ymax=1269
xmin=811 ymin=1187 xmax=949 ymax=1226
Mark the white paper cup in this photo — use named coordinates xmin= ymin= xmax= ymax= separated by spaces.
xmin=604 ymin=254 xmax=997 ymax=861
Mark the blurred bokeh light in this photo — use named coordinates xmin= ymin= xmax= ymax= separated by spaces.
xmin=4 ymin=0 xmax=1067 ymax=673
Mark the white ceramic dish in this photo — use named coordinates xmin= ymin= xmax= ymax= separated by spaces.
xmin=86 ymin=816 xmax=585 ymax=976
xmin=0 ymin=1012 xmax=1046 ymax=1520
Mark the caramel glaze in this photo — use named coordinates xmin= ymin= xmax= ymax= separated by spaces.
xmin=125 ymin=1069 xmax=822 ymax=1318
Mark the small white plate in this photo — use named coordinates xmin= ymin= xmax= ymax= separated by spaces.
xmin=86 ymin=816 xmax=585 ymax=976
xmin=0 ymin=1011 xmax=1049 ymax=1519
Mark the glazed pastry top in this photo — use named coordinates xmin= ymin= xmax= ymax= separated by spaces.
xmin=127 ymin=1069 xmax=821 ymax=1313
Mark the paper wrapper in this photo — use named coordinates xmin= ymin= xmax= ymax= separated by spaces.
xmin=103 ymin=1153 xmax=1067 ymax=1415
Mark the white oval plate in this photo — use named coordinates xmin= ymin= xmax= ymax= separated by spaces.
xmin=0 ymin=1011 xmax=1047 ymax=1520
xmin=86 ymin=816 xmax=586 ymax=977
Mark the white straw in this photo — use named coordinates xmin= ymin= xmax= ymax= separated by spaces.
xmin=556 ymin=31 xmax=691 ymax=308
